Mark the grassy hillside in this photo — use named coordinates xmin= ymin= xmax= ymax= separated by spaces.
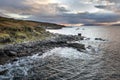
xmin=0 ymin=16 xmax=64 ymax=44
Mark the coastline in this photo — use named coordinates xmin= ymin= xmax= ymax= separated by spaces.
xmin=0 ymin=33 xmax=85 ymax=65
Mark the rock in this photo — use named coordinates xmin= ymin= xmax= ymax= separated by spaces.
xmin=11 ymin=58 xmax=19 ymax=62
xmin=0 ymin=69 xmax=8 ymax=75
xmin=0 ymin=49 xmax=5 ymax=56
xmin=84 ymin=38 xmax=90 ymax=40
xmin=67 ymin=43 xmax=85 ymax=51
xmin=78 ymin=33 xmax=81 ymax=36
xmin=95 ymin=38 xmax=106 ymax=41
xmin=0 ymin=34 xmax=86 ymax=65
xmin=87 ymin=45 xmax=92 ymax=49
xmin=55 ymin=41 xmax=67 ymax=44
xmin=0 ymin=37 xmax=11 ymax=43
xmin=5 ymin=50 xmax=17 ymax=57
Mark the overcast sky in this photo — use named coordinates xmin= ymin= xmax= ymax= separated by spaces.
xmin=0 ymin=0 xmax=120 ymax=26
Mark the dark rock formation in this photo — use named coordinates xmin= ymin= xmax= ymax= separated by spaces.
xmin=0 ymin=69 xmax=8 ymax=75
xmin=78 ymin=33 xmax=82 ymax=36
xmin=68 ymin=43 xmax=85 ymax=51
xmin=0 ymin=34 xmax=85 ymax=64
xmin=95 ymin=38 xmax=106 ymax=41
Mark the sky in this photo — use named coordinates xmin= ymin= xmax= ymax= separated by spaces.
xmin=0 ymin=0 xmax=120 ymax=26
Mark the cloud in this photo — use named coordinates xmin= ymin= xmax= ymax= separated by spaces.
xmin=0 ymin=0 xmax=69 ymax=17
xmin=94 ymin=0 xmax=120 ymax=13
xmin=0 ymin=0 xmax=100 ymax=16
xmin=0 ymin=0 xmax=120 ymax=26
xmin=27 ymin=12 xmax=120 ymax=25
xmin=54 ymin=0 xmax=100 ymax=13
xmin=109 ymin=0 xmax=120 ymax=3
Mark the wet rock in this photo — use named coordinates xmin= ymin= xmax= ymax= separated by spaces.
xmin=78 ymin=33 xmax=81 ymax=36
xmin=0 ymin=49 xmax=5 ymax=56
xmin=5 ymin=50 xmax=17 ymax=57
xmin=0 ymin=69 xmax=8 ymax=75
xmin=87 ymin=45 xmax=92 ymax=49
xmin=84 ymin=38 xmax=90 ymax=40
xmin=67 ymin=43 xmax=85 ymax=51
xmin=11 ymin=58 xmax=19 ymax=62
xmin=95 ymin=38 xmax=106 ymax=41
xmin=0 ymin=34 xmax=85 ymax=64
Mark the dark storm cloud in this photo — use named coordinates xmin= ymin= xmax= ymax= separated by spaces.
xmin=27 ymin=12 xmax=120 ymax=25
xmin=68 ymin=12 xmax=120 ymax=24
xmin=95 ymin=5 xmax=107 ymax=9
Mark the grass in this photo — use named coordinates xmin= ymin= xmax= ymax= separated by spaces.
xmin=0 ymin=16 xmax=64 ymax=44
xmin=0 ymin=33 xmax=10 ymax=38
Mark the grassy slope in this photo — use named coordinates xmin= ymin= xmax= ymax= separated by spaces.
xmin=0 ymin=16 xmax=64 ymax=44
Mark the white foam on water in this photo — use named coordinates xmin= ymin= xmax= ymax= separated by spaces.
xmin=0 ymin=54 xmax=42 ymax=79
xmin=41 ymin=47 xmax=96 ymax=60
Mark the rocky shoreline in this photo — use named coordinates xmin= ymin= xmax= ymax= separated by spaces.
xmin=0 ymin=34 xmax=85 ymax=65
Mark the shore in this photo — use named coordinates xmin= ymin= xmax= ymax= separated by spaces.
xmin=0 ymin=33 xmax=85 ymax=65
xmin=1 ymin=26 xmax=120 ymax=80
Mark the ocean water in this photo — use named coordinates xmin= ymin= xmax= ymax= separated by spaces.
xmin=47 ymin=26 xmax=120 ymax=41
xmin=46 ymin=26 xmax=120 ymax=80
xmin=0 ymin=26 xmax=120 ymax=80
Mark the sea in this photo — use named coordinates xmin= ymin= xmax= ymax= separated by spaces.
xmin=0 ymin=26 xmax=120 ymax=80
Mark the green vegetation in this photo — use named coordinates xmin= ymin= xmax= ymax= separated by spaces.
xmin=0 ymin=16 xmax=64 ymax=44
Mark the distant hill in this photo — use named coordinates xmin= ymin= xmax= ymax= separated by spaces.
xmin=0 ymin=16 xmax=65 ymax=44
xmin=111 ymin=23 xmax=120 ymax=26
xmin=83 ymin=23 xmax=120 ymax=26
xmin=83 ymin=24 xmax=96 ymax=26
xmin=0 ymin=16 xmax=65 ymax=29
